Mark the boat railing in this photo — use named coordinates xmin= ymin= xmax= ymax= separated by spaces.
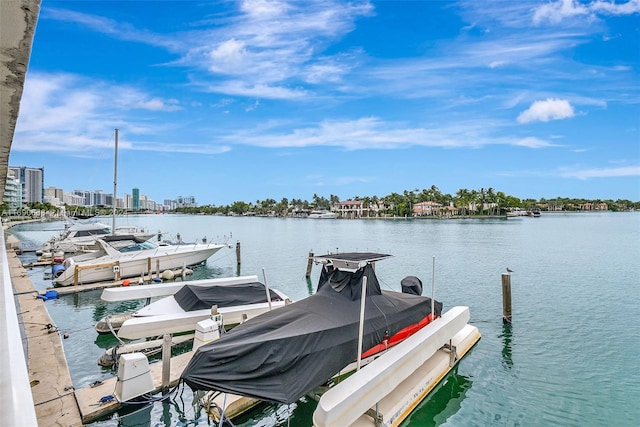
xmin=0 ymin=220 xmax=38 ymax=426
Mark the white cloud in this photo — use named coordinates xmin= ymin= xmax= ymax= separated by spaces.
xmin=517 ymin=98 xmax=575 ymax=123
xmin=206 ymin=81 xmax=308 ymax=99
xmin=560 ymin=165 xmax=640 ymax=179
xmin=532 ymin=0 xmax=590 ymax=24
xmin=590 ymin=0 xmax=640 ymax=15
xmin=12 ymin=73 xmax=210 ymax=154
xmin=514 ymin=137 xmax=555 ymax=148
xmin=533 ymin=0 xmax=640 ymax=25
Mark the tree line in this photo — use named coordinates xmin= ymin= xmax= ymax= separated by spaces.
xmin=172 ymin=186 xmax=639 ymax=217
xmin=2 ymin=186 xmax=638 ymax=219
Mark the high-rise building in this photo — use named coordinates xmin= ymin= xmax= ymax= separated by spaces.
xmin=44 ymin=186 xmax=64 ymax=206
xmin=3 ymin=169 xmax=22 ymax=211
xmin=9 ymin=166 xmax=44 ymax=203
xmin=123 ymin=193 xmax=132 ymax=210
xmin=132 ymin=188 xmax=140 ymax=212
xmin=176 ymin=195 xmax=197 ymax=207
xmin=73 ymin=190 xmax=92 ymax=206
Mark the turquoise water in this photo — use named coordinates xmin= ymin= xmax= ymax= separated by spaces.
xmin=9 ymin=212 xmax=640 ymax=426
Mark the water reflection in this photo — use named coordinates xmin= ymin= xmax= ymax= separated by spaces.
xmin=402 ymin=366 xmax=473 ymax=426
xmin=116 ymin=404 xmax=152 ymax=427
xmin=231 ymin=395 xmax=319 ymax=427
xmin=500 ymin=323 xmax=513 ymax=369
xmin=306 ymin=276 xmax=314 ymax=296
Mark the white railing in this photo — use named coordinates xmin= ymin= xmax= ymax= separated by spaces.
xmin=0 ymin=220 xmax=38 ymax=426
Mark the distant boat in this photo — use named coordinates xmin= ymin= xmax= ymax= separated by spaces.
xmin=530 ymin=208 xmax=541 ymax=217
xmin=52 ymin=234 xmax=225 ymax=286
xmin=308 ymin=210 xmax=338 ymax=219
xmin=506 ymin=208 xmax=527 ymax=219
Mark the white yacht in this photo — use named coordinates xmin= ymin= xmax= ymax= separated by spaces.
xmin=53 ymin=235 xmax=225 ymax=286
xmin=42 ymin=221 xmax=155 ymax=254
xmin=308 ymin=210 xmax=338 ymax=219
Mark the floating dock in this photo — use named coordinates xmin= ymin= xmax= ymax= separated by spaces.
xmin=6 ymin=245 xmax=83 ymax=426
xmin=75 ymin=351 xmax=192 ymax=424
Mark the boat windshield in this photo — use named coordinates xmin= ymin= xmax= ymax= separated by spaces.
xmin=73 ymin=228 xmax=110 ymax=237
xmin=111 ymin=240 xmax=158 ymax=252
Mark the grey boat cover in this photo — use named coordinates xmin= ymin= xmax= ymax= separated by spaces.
xmin=174 ymin=282 xmax=284 ymax=312
xmin=181 ymin=261 xmax=442 ymax=404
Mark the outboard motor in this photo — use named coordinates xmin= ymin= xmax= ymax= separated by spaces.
xmin=401 ymin=276 xmax=423 ymax=296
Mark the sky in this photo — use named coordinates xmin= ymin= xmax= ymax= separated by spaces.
xmin=9 ymin=0 xmax=640 ymax=205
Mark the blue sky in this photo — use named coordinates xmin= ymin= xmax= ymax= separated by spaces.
xmin=10 ymin=0 xmax=640 ymax=205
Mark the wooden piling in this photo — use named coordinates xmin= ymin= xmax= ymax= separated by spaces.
xmin=501 ymin=273 xmax=512 ymax=324
xmin=306 ymin=251 xmax=314 ymax=278
xmin=162 ymin=334 xmax=171 ymax=391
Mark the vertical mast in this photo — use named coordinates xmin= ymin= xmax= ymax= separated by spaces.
xmin=112 ymin=128 xmax=118 ymax=235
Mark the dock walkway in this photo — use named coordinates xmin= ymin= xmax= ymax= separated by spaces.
xmin=7 ymin=247 xmax=83 ymax=426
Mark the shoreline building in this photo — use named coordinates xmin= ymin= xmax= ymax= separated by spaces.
xmin=3 ymin=169 xmax=22 ymax=212
xmin=8 ymin=166 xmax=44 ymax=204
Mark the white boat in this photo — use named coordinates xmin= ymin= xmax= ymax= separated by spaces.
xmin=42 ymin=221 xmax=155 ymax=254
xmin=506 ymin=208 xmax=527 ymax=219
xmin=95 ymin=275 xmax=286 ymax=338
xmin=52 ymin=234 xmax=226 ymax=286
xmin=114 ymin=280 xmax=290 ymax=339
xmin=308 ymin=210 xmax=338 ymax=219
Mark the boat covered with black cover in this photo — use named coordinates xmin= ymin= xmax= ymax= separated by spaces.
xmin=173 ymin=282 xmax=284 ymax=312
xmin=181 ymin=252 xmax=442 ymax=404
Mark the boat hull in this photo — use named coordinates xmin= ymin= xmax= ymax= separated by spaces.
xmin=54 ymin=245 xmax=223 ymax=286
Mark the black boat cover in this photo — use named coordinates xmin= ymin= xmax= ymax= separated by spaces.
xmin=181 ymin=262 xmax=442 ymax=404
xmin=174 ymin=283 xmax=283 ymax=312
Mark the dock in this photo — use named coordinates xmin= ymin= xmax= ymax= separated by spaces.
xmin=75 ymin=351 xmax=193 ymax=424
xmin=7 ymin=246 xmax=83 ymax=426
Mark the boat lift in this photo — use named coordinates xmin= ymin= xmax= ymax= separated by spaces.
xmin=313 ymin=306 xmax=481 ymax=427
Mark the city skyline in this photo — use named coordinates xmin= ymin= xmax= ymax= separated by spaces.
xmin=8 ymin=1 xmax=640 ymax=205
xmin=9 ymin=164 xmax=636 ymax=212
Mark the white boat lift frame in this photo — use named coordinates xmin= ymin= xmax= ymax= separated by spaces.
xmin=313 ymin=306 xmax=480 ymax=427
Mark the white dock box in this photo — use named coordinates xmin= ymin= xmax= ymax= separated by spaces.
xmin=115 ymin=352 xmax=154 ymax=402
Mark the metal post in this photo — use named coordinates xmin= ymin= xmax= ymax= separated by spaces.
xmin=112 ymin=129 xmax=118 ymax=235
xmin=431 ymin=256 xmax=435 ymax=320
xmin=261 ymin=267 xmax=273 ymax=310
xmin=356 ymin=276 xmax=368 ymax=371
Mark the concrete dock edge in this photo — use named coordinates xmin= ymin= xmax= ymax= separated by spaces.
xmin=7 ymin=246 xmax=83 ymax=426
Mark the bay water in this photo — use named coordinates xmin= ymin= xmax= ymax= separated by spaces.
xmin=9 ymin=212 xmax=640 ymax=426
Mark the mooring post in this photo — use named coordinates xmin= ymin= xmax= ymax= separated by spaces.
xmin=161 ymin=334 xmax=171 ymax=391
xmin=156 ymin=259 xmax=160 ymax=279
xmin=501 ymin=273 xmax=512 ymax=324
xmin=236 ymin=240 xmax=241 ymax=265
xmin=306 ymin=251 xmax=314 ymax=278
